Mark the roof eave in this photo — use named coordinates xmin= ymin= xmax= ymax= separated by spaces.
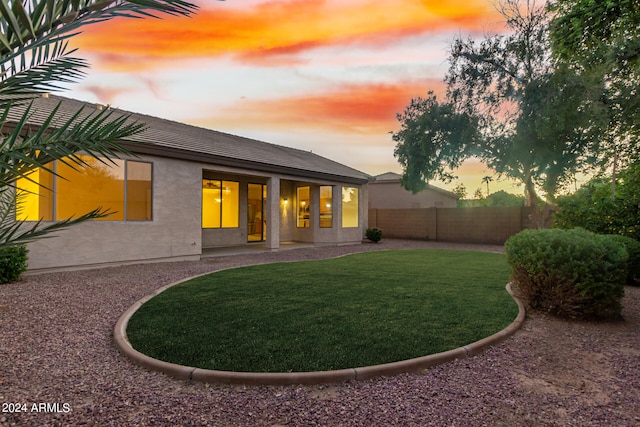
xmin=121 ymin=141 xmax=371 ymax=185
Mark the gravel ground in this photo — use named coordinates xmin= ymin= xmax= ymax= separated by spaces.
xmin=1 ymin=239 xmax=639 ymax=426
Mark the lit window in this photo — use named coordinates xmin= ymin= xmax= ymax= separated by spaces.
xmin=320 ymin=186 xmax=332 ymax=228
xmin=297 ymin=186 xmax=310 ymax=228
xmin=202 ymin=180 xmax=221 ymax=228
xmin=15 ymin=157 xmax=153 ymax=222
xmin=57 ymin=157 xmax=125 ymax=221
xmin=126 ymin=161 xmax=152 ymax=221
xmin=342 ymin=186 xmax=359 ymax=228
xmin=15 ymin=166 xmax=54 ymax=221
xmin=202 ymin=180 xmax=239 ymax=228
xmin=221 ymin=181 xmax=239 ymax=228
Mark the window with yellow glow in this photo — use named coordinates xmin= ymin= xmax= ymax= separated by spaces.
xmin=126 ymin=161 xmax=152 ymax=221
xmin=342 ymin=186 xmax=359 ymax=228
xmin=202 ymin=180 xmax=239 ymax=228
xmin=15 ymin=166 xmax=54 ymax=221
xmin=57 ymin=157 xmax=125 ymax=221
xmin=297 ymin=186 xmax=310 ymax=228
xmin=319 ymin=185 xmax=332 ymax=228
xmin=15 ymin=157 xmax=152 ymax=222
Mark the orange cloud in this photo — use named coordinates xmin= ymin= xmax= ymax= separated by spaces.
xmin=193 ymin=79 xmax=447 ymax=135
xmin=72 ymin=0 xmax=503 ymax=70
xmin=79 ymin=85 xmax=127 ymax=104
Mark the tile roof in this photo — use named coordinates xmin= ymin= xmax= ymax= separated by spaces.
xmin=5 ymin=94 xmax=371 ymax=184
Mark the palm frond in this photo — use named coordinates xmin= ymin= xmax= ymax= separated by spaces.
xmin=1 ymin=1 xmax=199 ymax=101
xmin=0 ymin=99 xmax=145 ymax=185
xmin=1 ymin=0 xmax=198 ymax=55
xmin=0 ymin=0 xmax=198 ymax=251
xmin=0 ymin=186 xmax=113 ymax=248
xmin=0 ymin=42 xmax=87 ymax=104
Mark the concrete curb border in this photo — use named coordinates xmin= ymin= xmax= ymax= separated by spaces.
xmin=114 ymin=274 xmax=526 ymax=386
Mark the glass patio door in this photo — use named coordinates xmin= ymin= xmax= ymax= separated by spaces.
xmin=247 ymin=184 xmax=266 ymax=242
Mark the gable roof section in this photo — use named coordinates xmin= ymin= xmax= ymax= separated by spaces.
xmin=5 ymin=95 xmax=371 ymax=184
xmin=373 ymin=171 xmax=404 ymax=182
xmin=372 ymin=172 xmax=459 ymax=199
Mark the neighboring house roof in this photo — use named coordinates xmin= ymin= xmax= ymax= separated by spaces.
xmin=373 ymin=172 xmax=404 ymax=182
xmin=5 ymin=94 xmax=371 ymax=184
xmin=371 ymin=172 xmax=459 ymax=199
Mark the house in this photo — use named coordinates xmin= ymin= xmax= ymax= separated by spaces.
xmin=8 ymin=95 xmax=371 ymax=272
xmin=368 ymin=172 xmax=458 ymax=209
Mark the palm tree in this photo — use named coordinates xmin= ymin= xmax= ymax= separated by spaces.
xmin=481 ymin=175 xmax=493 ymax=197
xmin=0 ymin=0 xmax=197 ymax=249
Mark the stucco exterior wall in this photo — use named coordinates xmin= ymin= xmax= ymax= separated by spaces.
xmin=279 ymin=180 xmax=295 ymax=242
xmin=26 ymin=155 xmax=202 ymax=271
xmin=24 ymin=155 xmax=369 ymax=271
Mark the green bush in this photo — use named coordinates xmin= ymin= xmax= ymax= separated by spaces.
xmin=554 ymin=162 xmax=640 ymax=241
xmin=505 ymin=228 xmax=626 ymax=320
xmin=604 ymin=234 xmax=640 ymax=286
xmin=365 ymin=227 xmax=383 ymax=243
xmin=0 ymin=245 xmax=28 ymax=284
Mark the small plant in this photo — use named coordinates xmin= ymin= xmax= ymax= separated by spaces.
xmin=505 ymin=228 xmax=626 ymax=320
xmin=0 ymin=245 xmax=28 ymax=284
xmin=365 ymin=227 xmax=383 ymax=243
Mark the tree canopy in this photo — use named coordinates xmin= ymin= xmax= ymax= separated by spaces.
xmin=393 ymin=0 xmax=605 ymax=226
xmin=392 ymin=92 xmax=479 ymax=193
xmin=548 ymin=0 xmax=640 ymax=71
xmin=555 ymin=161 xmax=640 ymax=241
xmin=548 ymin=0 xmax=640 ymax=173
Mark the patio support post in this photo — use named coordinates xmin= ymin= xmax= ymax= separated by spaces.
xmin=266 ymin=176 xmax=280 ymax=250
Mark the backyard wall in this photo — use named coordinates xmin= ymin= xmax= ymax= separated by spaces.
xmin=368 ymin=206 xmax=534 ymax=245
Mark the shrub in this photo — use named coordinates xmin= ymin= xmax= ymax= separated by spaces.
xmin=365 ymin=227 xmax=383 ymax=243
xmin=0 ymin=245 xmax=28 ymax=284
xmin=505 ymin=228 xmax=626 ymax=320
xmin=604 ymin=234 xmax=640 ymax=286
xmin=554 ymin=162 xmax=640 ymax=241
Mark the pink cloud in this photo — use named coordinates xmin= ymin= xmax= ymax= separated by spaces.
xmin=194 ymin=79 xmax=447 ymax=135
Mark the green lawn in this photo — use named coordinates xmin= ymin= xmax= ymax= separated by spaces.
xmin=127 ymin=249 xmax=517 ymax=373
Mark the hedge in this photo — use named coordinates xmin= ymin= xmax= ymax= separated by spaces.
xmin=505 ymin=228 xmax=626 ymax=320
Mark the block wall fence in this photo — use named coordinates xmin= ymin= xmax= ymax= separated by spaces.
xmin=368 ymin=206 xmax=534 ymax=245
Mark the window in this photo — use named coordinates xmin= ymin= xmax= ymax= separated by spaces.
xmin=57 ymin=158 xmax=125 ymax=220
xmin=15 ymin=156 xmax=152 ymax=222
xmin=342 ymin=186 xmax=359 ymax=228
xmin=202 ymin=180 xmax=239 ymax=228
xmin=297 ymin=186 xmax=310 ymax=228
xmin=16 ymin=166 xmax=54 ymax=221
xmin=126 ymin=162 xmax=152 ymax=221
xmin=319 ymin=186 xmax=332 ymax=228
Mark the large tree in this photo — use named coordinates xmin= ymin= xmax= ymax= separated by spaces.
xmin=548 ymin=0 xmax=640 ymax=71
xmin=393 ymin=92 xmax=479 ymax=193
xmin=548 ymin=0 xmax=640 ymax=191
xmin=0 ymin=0 xmax=197 ymax=249
xmin=393 ymin=0 xmax=598 ymax=226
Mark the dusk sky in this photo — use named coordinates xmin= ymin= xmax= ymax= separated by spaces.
xmin=67 ymin=0 xmax=522 ymax=196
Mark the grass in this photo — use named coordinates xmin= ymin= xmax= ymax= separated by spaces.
xmin=126 ymin=249 xmax=518 ymax=373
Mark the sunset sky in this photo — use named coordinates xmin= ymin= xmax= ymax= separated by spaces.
xmin=67 ymin=0 xmax=523 ymax=196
